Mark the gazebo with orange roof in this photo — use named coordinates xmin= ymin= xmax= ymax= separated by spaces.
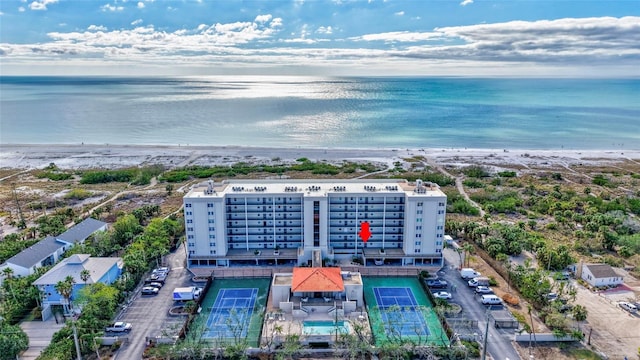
xmin=291 ymin=267 xmax=344 ymax=299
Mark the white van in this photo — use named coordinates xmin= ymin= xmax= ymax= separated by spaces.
xmin=481 ymin=294 xmax=502 ymax=305
xmin=460 ymin=268 xmax=481 ymax=279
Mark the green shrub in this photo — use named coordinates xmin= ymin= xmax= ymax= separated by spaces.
xmin=64 ymin=188 xmax=92 ymax=200
xmin=497 ymin=171 xmax=516 ymax=178
xmin=463 ymin=179 xmax=485 ymax=188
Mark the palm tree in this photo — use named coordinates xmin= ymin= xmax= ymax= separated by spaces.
xmin=462 ymin=243 xmax=475 ymax=268
xmin=1 ymin=267 xmax=16 ymax=301
xmin=55 ymin=275 xmax=75 ymax=314
xmin=80 ymin=269 xmax=91 ymax=285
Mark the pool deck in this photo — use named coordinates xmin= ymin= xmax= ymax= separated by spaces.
xmin=261 ymin=309 xmax=371 ymax=345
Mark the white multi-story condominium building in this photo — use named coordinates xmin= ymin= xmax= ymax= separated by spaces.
xmin=183 ymin=179 xmax=446 ymax=269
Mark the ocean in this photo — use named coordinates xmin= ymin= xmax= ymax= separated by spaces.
xmin=1 ymin=76 xmax=639 ymax=150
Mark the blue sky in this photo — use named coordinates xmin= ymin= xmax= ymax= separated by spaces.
xmin=1 ymin=0 xmax=639 ymax=76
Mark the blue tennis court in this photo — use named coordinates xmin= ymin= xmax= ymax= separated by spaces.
xmin=373 ymin=287 xmax=430 ymax=337
xmin=203 ymin=288 xmax=258 ymax=339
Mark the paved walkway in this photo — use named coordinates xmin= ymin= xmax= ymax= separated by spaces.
xmin=19 ymin=317 xmax=65 ymax=360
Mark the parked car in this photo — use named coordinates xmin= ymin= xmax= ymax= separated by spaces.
xmin=141 ymin=286 xmax=159 ymax=296
xmin=546 ymin=292 xmax=558 ymax=301
xmin=460 ymin=268 xmax=481 ymax=279
xmin=155 ymin=266 xmax=170 ymax=274
xmin=426 ymin=279 xmax=448 ymax=288
xmin=468 ymin=277 xmax=490 ymax=287
xmin=480 ymin=294 xmax=502 ymax=305
xmin=619 ymin=302 xmax=638 ymax=313
xmin=433 ymin=291 xmax=452 ymax=300
xmin=105 ymin=322 xmax=132 ymax=333
xmin=475 ymin=286 xmax=493 ymax=294
xmin=147 ymin=281 xmax=163 ymax=289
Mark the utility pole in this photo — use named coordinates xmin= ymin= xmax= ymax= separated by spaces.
xmin=72 ymin=320 xmax=82 ymax=360
xmin=481 ymin=310 xmax=490 ymax=360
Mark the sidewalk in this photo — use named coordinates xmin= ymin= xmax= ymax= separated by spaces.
xmin=19 ymin=317 xmax=65 ymax=360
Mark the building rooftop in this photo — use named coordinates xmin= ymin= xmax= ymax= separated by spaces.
xmin=3 ymin=236 xmax=65 ymax=269
xmin=56 ymin=218 xmax=107 ymax=244
xmin=33 ymin=254 xmax=123 ymax=286
xmin=585 ymin=264 xmax=619 ymax=279
xmin=186 ymin=179 xmax=445 ymax=199
xmin=291 ymin=267 xmax=345 ymax=292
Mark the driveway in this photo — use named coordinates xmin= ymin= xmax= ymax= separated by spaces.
xmin=440 ymin=246 xmax=521 ymax=360
xmin=113 ymin=243 xmax=192 ymax=360
xmin=19 ymin=318 xmax=64 ymax=360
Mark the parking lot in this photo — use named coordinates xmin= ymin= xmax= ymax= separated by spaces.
xmin=112 ymin=244 xmax=193 ymax=360
xmin=439 ymin=247 xmax=521 ymax=360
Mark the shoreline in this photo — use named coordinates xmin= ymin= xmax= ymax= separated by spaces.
xmin=1 ymin=144 xmax=638 ymax=170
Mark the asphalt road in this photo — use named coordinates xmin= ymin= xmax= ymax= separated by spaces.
xmin=440 ymin=246 xmax=522 ymax=360
xmin=112 ymin=243 xmax=192 ymax=360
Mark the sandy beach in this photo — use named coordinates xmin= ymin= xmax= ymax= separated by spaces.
xmin=1 ymin=144 xmax=638 ymax=171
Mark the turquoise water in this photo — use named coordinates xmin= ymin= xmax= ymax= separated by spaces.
xmin=1 ymin=76 xmax=639 ymax=149
xmin=303 ymin=320 xmax=351 ymax=335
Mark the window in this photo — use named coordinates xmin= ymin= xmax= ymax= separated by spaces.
xmin=436 ymin=241 xmax=442 ymax=246
xmin=207 ymin=203 xmax=214 ymax=208
xmin=208 ymin=211 xmax=214 ymax=215
xmin=187 ymin=235 xmax=194 ymax=239
xmin=415 ymin=241 xmax=421 ymax=246
xmin=188 ymin=242 xmax=195 ymax=247
xmin=417 ymin=202 xmax=423 ymax=207
xmin=189 ymin=250 xmax=195 ymax=255
xmin=437 ymin=234 xmax=443 ymax=238
xmin=437 ymin=225 xmax=443 ymax=230
xmin=186 ymin=211 xmax=192 ymax=216
xmin=417 ymin=210 xmax=423 ymax=214
xmin=436 ymin=249 xmax=441 ymax=253
xmin=439 ymin=202 xmax=445 ymax=206
xmin=416 ymin=218 xmax=422 ymax=222
xmin=415 ymin=233 xmax=422 ymax=238
xmin=210 ymin=250 xmax=216 ymax=254
xmin=209 ymin=242 xmax=216 ymax=246
xmin=438 ymin=210 xmax=445 ymax=214
xmin=186 ymin=219 xmax=193 ymax=224
xmin=185 ymin=203 xmax=192 ymax=208
xmin=208 ymin=219 xmax=215 ymax=223
xmin=187 ymin=227 xmax=194 ymax=232
xmin=208 ymin=227 xmax=214 ymax=231
xmin=209 ymin=235 xmax=215 ymax=239
xmin=416 ymin=226 xmax=422 ymax=230
xmin=415 ymin=249 xmax=421 ymax=253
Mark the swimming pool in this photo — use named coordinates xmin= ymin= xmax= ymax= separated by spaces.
xmin=303 ymin=320 xmax=351 ymax=335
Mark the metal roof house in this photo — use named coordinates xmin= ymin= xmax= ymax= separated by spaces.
xmin=33 ymin=254 xmax=123 ymax=320
xmin=0 ymin=218 xmax=107 ymax=284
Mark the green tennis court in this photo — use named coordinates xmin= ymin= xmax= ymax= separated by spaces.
xmin=363 ymin=277 xmax=449 ymax=346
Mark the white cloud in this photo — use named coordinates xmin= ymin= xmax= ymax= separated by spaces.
xmin=88 ymin=25 xmax=108 ymax=31
xmin=0 ymin=11 xmax=4 ymax=16
xmin=460 ymin=0 xmax=473 ymax=6
xmin=254 ymin=14 xmax=272 ymax=23
xmin=394 ymin=11 xmax=404 ymax=16
xmin=131 ymin=19 xmax=143 ymax=26
xmin=18 ymin=7 xmax=26 ymax=12
xmin=101 ymin=4 xmax=124 ymax=12
xmin=29 ymin=0 xmax=58 ymax=11
xmin=353 ymin=31 xmax=442 ymax=42
xmin=316 ymin=26 xmax=333 ymax=35
xmin=2 ymin=16 xmax=639 ymax=77
xmin=137 ymin=2 xmax=144 ymax=9
xmin=271 ymin=18 xmax=283 ymax=28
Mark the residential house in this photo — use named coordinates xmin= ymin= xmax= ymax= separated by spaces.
xmin=0 ymin=218 xmax=107 ymax=285
xmin=33 ymin=254 xmax=123 ymax=320
xmin=581 ymin=263 xmax=623 ymax=288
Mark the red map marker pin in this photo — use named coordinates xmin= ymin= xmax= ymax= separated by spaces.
xmin=359 ymin=221 xmax=371 ymax=243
